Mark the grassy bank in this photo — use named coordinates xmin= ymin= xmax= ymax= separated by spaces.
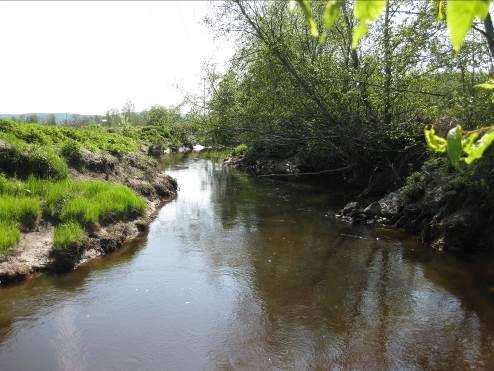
xmin=0 ymin=119 xmax=174 ymax=256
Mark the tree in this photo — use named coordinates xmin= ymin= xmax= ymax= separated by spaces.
xmin=143 ymin=105 xmax=181 ymax=126
xmin=294 ymin=0 xmax=494 ymax=169
xmin=26 ymin=114 xmax=39 ymax=123
xmin=46 ymin=114 xmax=57 ymax=126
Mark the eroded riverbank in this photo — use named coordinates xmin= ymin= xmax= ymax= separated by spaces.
xmin=0 ymin=150 xmax=177 ymax=283
xmin=1 ymin=153 xmax=494 ymax=370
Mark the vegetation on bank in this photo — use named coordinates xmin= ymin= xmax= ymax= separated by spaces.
xmin=0 ymin=118 xmax=183 ymax=255
xmin=196 ymin=0 xmax=494 ymax=251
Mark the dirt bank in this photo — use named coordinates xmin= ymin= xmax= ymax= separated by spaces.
xmin=227 ymin=154 xmax=494 ymax=254
xmin=337 ymin=157 xmax=494 ymax=253
xmin=0 ymin=150 xmax=177 ymax=284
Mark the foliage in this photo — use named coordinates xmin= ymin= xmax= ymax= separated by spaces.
xmin=53 ymin=222 xmax=83 ymax=249
xmin=295 ymin=0 xmax=492 ymax=51
xmin=232 ymin=144 xmax=249 ymax=156
xmin=293 ymin=0 xmax=494 ymax=169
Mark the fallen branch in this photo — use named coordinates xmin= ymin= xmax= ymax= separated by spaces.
xmin=255 ymin=165 xmax=354 ymax=177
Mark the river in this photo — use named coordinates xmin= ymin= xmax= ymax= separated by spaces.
xmin=1 ymin=153 xmax=494 ymax=370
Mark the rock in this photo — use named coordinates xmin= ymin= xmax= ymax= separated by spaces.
xmin=342 ymin=202 xmax=360 ymax=216
xmin=148 ymin=145 xmax=163 ymax=156
xmin=433 ymin=208 xmax=480 ymax=251
xmin=363 ymin=201 xmax=381 ymax=216
xmin=378 ymin=192 xmax=404 ymax=218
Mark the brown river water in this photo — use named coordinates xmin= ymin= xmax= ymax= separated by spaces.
xmin=1 ymin=153 xmax=494 ymax=370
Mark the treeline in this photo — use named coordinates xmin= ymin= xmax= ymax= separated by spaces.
xmin=203 ymin=0 xmax=494 ymax=192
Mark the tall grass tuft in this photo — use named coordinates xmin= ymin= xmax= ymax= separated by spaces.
xmin=53 ymin=222 xmax=83 ymax=249
xmin=0 ymin=196 xmax=41 ymax=230
xmin=0 ymin=221 xmax=20 ymax=255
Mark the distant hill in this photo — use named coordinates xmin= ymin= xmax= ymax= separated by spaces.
xmin=0 ymin=113 xmax=99 ymax=123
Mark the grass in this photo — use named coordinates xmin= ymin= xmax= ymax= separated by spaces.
xmin=0 ymin=196 xmax=41 ymax=229
xmin=0 ymin=221 xmax=21 ymax=255
xmin=53 ymin=222 xmax=83 ymax=249
xmin=0 ymin=176 xmax=147 ymax=254
xmin=0 ymin=120 xmax=150 ymax=254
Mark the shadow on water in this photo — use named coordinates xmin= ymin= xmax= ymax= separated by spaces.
xmin=0 ymin=152 xmax=494 ymax=370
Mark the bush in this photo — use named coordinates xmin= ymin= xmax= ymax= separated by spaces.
xmin=232 ymin=144 xmax=248 ymax=156
xmin=0 ymin=139 xmax=68 ymax=180
xmin=60 ymin=140 xmax=82 ymax=164
xmin=0 ymin=221 xmax=20 ymax=255
xmin=28 ymin=145 xmax=68 ymax=179
xmin=53 ymin=222 xmax=83 ymax=249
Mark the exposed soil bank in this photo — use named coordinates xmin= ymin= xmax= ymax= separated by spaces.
xmin=0 ymin=150 xmax=177 ymax=284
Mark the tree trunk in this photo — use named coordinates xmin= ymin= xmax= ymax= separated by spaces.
xmin=383 ymin=0 xmax=392 ymax=127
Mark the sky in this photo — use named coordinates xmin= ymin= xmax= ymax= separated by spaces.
xmin=0 ymin=1 xmax=234 ymax=115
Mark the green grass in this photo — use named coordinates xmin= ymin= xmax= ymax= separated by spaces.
xmin=0 ymin=196 xmax=41 ymax=230
xmin=0 ymin=221 xmax=21 ymax=255
xmin=0 ymin=120 xmax=150 ymax=254
xmin=0 ymin=176 xmax=147 ymax=254
xmin=53 ymin=222 xmax=83 ymax=249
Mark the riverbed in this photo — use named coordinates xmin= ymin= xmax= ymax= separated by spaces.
xmin=1 ymin=153 xmax=494 ymax=370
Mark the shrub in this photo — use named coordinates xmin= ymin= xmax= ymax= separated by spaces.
xmin=60 ymin=140 xmax=82 ymax=164
xmin=53 ymin=222 xmax=83 ymax=249
xmin=0 ymin=221 xmax=20 ymax=255
xmin=28 ymin=145 xmax=68 ymax=179
xmin=232 ymin=144 xmax=248 ymax=156
xmin=0 ymin=139 xmax=68 ymax=180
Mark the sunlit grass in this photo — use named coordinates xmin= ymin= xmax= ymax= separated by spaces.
xmin=0 ymin=196 xmax=41 ymax=230
xmin=0 ymin=221 xmax=20 ymax=255
xmin=53 ymin=222 xmax=83 ymax=249
xmin=0 ymin=176 xmax=147 ymax=253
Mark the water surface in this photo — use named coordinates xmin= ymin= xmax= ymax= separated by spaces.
xmin=1 ymin=153 xmax=494 ymax=370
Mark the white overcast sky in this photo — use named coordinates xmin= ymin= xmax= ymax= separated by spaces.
xmin=0 ymin=1 xmax=234 ymax=114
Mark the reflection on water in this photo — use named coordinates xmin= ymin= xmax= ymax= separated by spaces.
xmin=1 ymin=153 xmax=494 ymax=370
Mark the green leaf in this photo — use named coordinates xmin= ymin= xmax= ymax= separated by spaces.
xmin=296 ymin=0 xmax=319 ymax=37
xmin=446 ymin=125 xmax=463 ymax=170
xmin=437 ymin=0 xmax=444 ymax=21
xmin=352 ymin=0 xmax=386 ymax=48
xmin=424 ymin=126 xmax=447 ymax=153
xmin=447 ymin=0 xmax=490 ymax=52
xmin=475 ymin=78 xmax=494 ymax=90
xmin=462 ymin=132 xmax=480 ymax=150
xmin=324 ymin=0 xmax=344 ymax=29
xmin=464 ymin=129 xmax=494 ymax=164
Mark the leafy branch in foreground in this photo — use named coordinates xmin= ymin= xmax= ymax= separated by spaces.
xmin=294 ymin=0 xmax=494 ymax=169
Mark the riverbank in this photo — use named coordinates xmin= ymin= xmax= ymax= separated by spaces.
xmin=0 ymin=120 xmax=177 ymax=283
xmin=225 ymin=153 xmax=494 ymax=253
xmin=0 ymin=150 xmax=177 ymax=283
